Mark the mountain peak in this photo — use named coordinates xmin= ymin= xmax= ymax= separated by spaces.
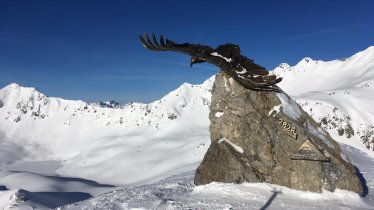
xmin=0 ymin=83 xmax=49 ymax=114
xmin=277 ymin=63 xmax=291 ymax=69
xmin=2 ymin=83 xmax=42 ymax=95
xmin=5 ymin=83 xmax=21 ymax=90
xmin=295 ymin=57 xmax=318 ymax=66
xmin=302 ymin=57 xmax=313 ymax=63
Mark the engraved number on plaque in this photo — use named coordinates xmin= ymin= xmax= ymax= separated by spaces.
xmin=278 ymin=118 xmax=298 ymax=139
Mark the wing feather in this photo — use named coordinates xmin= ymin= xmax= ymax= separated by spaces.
xmin=151 ymin=33 xmax=161 ymax=48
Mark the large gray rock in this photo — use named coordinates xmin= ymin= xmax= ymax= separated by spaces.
xmin=194 ymin=71 xmax=363 ymax=195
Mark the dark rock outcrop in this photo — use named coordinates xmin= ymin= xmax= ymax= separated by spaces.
xmin=194 ymin=71 xmax=363 ymax=195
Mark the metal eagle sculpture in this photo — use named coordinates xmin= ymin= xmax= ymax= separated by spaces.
xmin=139 ymin=33 xmax=282 ymax=91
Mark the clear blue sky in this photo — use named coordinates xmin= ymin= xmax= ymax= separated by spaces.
xmin=1 ymin=0 xmax=373 ymax=103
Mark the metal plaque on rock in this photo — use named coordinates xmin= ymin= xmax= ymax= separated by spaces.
xmin=291 ymin=139 xmax=329 ymax=161
xmin=277 ymin=118 xmax=298 ymax=139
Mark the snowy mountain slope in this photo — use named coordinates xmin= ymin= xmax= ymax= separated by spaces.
xmin=0 ymin=79 xmax=213 ymax=208
xmin=274 ymin=46 xmax=374 ymax=151
xmin=0 ymin=79 xmax=213 ymax=186
xmin=274 ymin=46 xmax=374 ymax=95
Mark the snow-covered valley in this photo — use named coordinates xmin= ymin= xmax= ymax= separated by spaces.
xmin=1 ymin=46 xmax=374 ymax=209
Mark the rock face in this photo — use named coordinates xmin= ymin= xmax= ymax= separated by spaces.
xmin=194 ymin=71 xmax=363 ymax=195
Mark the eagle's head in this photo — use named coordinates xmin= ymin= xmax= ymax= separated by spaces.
xmin=190 ymin=57 xmax=206 ymax=67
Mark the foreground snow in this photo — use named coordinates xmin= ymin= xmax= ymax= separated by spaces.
xmin=59 ymin=143 xmax=373 ymax=210
xmin=2 ymin=144 xmax=373 ymax=210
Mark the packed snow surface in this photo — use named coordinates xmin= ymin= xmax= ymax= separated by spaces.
xmin=1 ymin=46 xmax=374 ymax=209
xmin=61 ymin=148 xmax=374 ymax=210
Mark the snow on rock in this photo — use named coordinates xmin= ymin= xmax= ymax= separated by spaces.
xmin=223 ymin=76 xmax=235 ymax=92
xmin=268 ymin=105 xmax=282 ymax=116
xmin=303 ymin=119 xmax=336 ymax=149
xmin=218 ymin=138 xmax=244 ymax=154
xmin=275 ymin=93 xmax=301 ymax=120
xmin=215 ymin=111 xmax=224 ymax=118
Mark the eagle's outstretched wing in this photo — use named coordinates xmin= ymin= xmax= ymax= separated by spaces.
xmin=139 ymin=33 xmax=282 ymax=91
